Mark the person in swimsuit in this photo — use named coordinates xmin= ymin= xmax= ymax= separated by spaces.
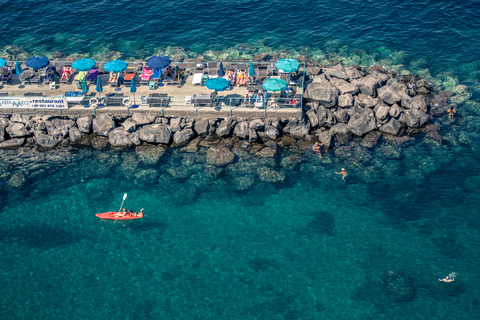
xmin=448 ymin=106 xmax=456 ymax=118
xmin=335 ymin=168 xmax=348 ymax=181
xmin=312 ymin=141 xmax=327 ymax=157
xmin=108 ymin=71 xmax=117 ymax=84
xmin=237 ymin=70 xmax=245 ymax=86
xmin=439 ymin=276 xmax=454 ymax=282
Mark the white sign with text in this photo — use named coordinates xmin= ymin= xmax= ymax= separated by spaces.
xmin=0 ymin=97 xmax=68 ymax=109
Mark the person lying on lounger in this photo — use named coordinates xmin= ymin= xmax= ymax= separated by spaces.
xmin=236 ymin=70 xmax=246 ymax=86
xmin=226 ymin=70 xmax=235 ymax=83
xmin=0 ymin=67 xmax=11 ymax=81
xmin=61 ymin=67 xmax=72 ymax=81
xmin=108 ymin=71 xmax=118 ymax=84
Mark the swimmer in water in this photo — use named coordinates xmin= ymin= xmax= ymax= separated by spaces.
xmin=448 ymin=106 xmax=456 ymax=118
xmin=335 ymin=168 xmax=348 ymax=181
xmin=439 ymin=276 xmax=454 ymax=282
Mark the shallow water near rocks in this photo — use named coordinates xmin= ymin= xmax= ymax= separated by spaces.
xmin=0 ymin=133 xmax=479 ymax=319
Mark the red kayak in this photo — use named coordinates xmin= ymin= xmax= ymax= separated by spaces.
xmin=96 ymin=212 xmax=143 ymax=220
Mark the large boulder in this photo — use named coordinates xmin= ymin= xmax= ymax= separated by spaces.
xmin=348 ymin=111 xmax=377 ymax=136
xmin=248 ymin=127 xmax=259 ymax=142
xmin=35 ymin=133 xmax=58 ymax=149
xmin=108 ymin=127 xmax=133 ymax=147
xmin=330 ymin=123 xmax=351 ymax=136
xmin=92 ymin=113 xmax=116 ymax=136
xmin=173 ymin=128 xmax=195 ymax=146
xmin=403 ymin=95 xmax=428 ymax=113
xmin=77 ymin=116 xmax=92 ymax=133
xmin=68 ymin=126 xmax=82 ymax=143
xmin=264 ymin=125 xmax=279 ymax=140
xmin=389 ymin=104 xmax=402 ymax=118
xmin=217 ymin=117 xmax=237 ymax=137
xmin=338 ymin=94 xmax=354 ymax=108
xmin=44 ymin=120 xmax=64 ymax=138
xmin=351 ymin=73 xmax=386 ymax=97
xmin=6 ymin=123 xmax=30 ymax=138
xmin=206 ymin=147 xmax=235 ymax=167
xmin=283 ymin=118 xmax=311 ymax=138
xmin=402 ymin=109 xmax=428 ymax=128
xmin=325 ymin=63 xmax=349 ymax=80
xmin=122 ymin=119 xmax=137 ymax=133
xmin=137 ymin=123 xmax=172 ymax=144
xmin=304 ymin=79 xmax=339 ymax=108
xmin=0 ymin=138 xmax=25 ymax=149
xmin=377 ymin=86 xmax=402 ymax=105
xmin=0 ymin=118 xmax=9 ymax=142
xmin=193 ymin=118 xmax=210 ymax=136
xmin=169 ymin=117 xmax=185 ymax=132
xmin=355 ymin=94 xmax=377 ymax=109
xmin=10 ymin=113 xmax=30 ymax=123
xmin=306 ymin=109 xmax=319 ymax=128
xmin=330 ymin=78 xmax=358 ymax=95
xmin=375 ymin=106 xmax=391 ymax=123
xmin=345 ymin=66 xmax=364 ymax=80
xmin=317 ymin=106 xmax=336 ymax=128
xmin=128 ymin=132 xmax=141 ymax=146
xmin=52 ymin=118 xmax=75 ymax=138
xmin=132 ymin=113 xmax=155 ymax=125
xmin=334 ymin=109 xmax=350 ymax=123
xmin=249 ymin=119 xmax=264 ymax=131
xmin=233 ymin=121 xmax=249 ymax=139
xmin=379 ymin=118 xmax=402 ymax=136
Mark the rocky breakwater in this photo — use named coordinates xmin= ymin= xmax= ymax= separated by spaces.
xmin=303 ymin=63 xmax=439 ymax=140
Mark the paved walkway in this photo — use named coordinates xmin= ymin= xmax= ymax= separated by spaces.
xmin=0 ymin=73 xmax=303 ymax=119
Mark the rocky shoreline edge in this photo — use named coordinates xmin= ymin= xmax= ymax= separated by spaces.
xmin=0 ymin=63 xmax=450 ymax=152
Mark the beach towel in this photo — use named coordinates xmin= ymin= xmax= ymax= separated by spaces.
xmin=141 ymin=67 xmax=153 ymax=80
xmin=75 ymin=71 xmax=88 ymax=82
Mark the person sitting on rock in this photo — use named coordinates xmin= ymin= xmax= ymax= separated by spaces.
xmin=335 ymin=168 xmax=348 ymax=181
xmin=448 ymin=106 xmax=456 ymax=118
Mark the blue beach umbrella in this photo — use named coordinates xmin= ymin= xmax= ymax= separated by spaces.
xmin=15 ymin=59 xmax=23 ymax=75
xmin=104 ymin=60 xmax=128 ymax=73
xmin=72 ymin=58 xmax=95 ymax=71
xmin=274 ymin=59 xmax=300 ymax=72
xmin=205 ymin=77 xmax=230 ymax=91
xmin=248 ymin=61 xmax=255 ymax=77
xmin=0 ymin=59 xmax=5 ymax=68
xmin=218 ymin=61 xmax=225 ymax=77
xmin=262 ymin=78 xmax=287 ymax=92
xmin=147 ymin=55 xmax=171 ymax=70
xmin=26 ymin=56 xmax=50 ymax=70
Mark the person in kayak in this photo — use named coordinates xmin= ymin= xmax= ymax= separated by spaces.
xmin=128 ymin=209 xmax=134 ymax=216
xmin=135 ymin=208 xmax=144 ymax=217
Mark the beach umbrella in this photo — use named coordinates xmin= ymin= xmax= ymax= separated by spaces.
xmin=82 ymin=78 xmax=89 ymax=94
xmin=15 ymin=59 xmax=23 ymax=75
xmin=0 ymin=59 xmax=5 ymax=68
xmin=262 ymin=78 xmax=287 ymax=92
xmin=130 ymin=78 xmax=137 ymax=106
xmin=205 ymin=77 xmax=230 ymax=92
xmin=147 ymin=55 xmax=171 ymax=70
xmin=248 ymin=61 xmax=255 ymax=77
xmin=26 ymin=56 xmax=50 ymax=70
xmin=104 ymin=60 xmax=128 ymax=73
xmin=72 ymin=58 xmax=95 ymax=71
xmin=274 ymin=59 xmax=300 ymax=72
xmin=218 ymin=61 xmax=225 ymax=77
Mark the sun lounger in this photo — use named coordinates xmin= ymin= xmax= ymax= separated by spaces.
xmin=60 ymin=66 xmax=73 ymax=83
xmin=28 ymin=70 xmax=40 ymax=85
xmin=108 ymin=72 xmax=119 ymax=87
xmin=192 ymin=66 xmax=204 ymax=85
xmin=256 ymin=65 xmax=268 ymax=84
xmin=193 ymin=93 xmax=216 ymax=106
xmin=87 ymin=69 xmax=99 ymax=85
xmin=42 ymin=66 xmax=56 ymax=83
xmin=151 ymin=69 xmax=162 ymax=83
xmin=207 ymin=62 xmax=218 ymax=78
xmin=140 ymin=67 xmax=153 ymax=85
xmin=123 ymin=66 xmax=135 ymax=85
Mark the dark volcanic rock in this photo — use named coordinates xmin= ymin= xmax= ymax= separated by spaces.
xmin=92 ymin=113 xmax=115 ymax=136
xmin=379 ymin=118 xmax=402 ymax=136
xmin=137 ymin=124 xmax=172 ymax=144
xmin=233 ymin=121 xmax=249 ymax=139
xmin=348 ymin=111 xmax=377 ymax=136
xmin=283 ymin=118 xmax=311 ymax=138
xmin=6 ymin=123 xmax=30 ymax=138
xmin=173 ymin=128 xmax=195 ymax=146
xmin=0 ymin=138 xmax=25 ymax=149
xmin=217 ymin=117 xmax=237 ymax=137
xmin=35 ymin=133 xmax=58 ymax=149
xmin=304 ymin=79 xmax=339 ymax=108
xmin=206 ymin=147 xmax=235 ymax=167
xmin=193 ymin=118 xmax=210 ymax=136
xmin=77 ymin=116 xmax=92 ymax=133
xmin=108 ymin=127 xmax=133 ymax=147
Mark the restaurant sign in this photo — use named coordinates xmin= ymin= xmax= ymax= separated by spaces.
xmin=0 ymin=97 xmax=68 ymax=109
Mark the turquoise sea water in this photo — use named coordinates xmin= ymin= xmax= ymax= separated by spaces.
xmin=1 ymin=1 xmax=480 ymax=319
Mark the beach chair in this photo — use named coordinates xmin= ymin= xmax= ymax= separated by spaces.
xmin=192 ymin=65 xmax=204 ymax=85
xmin=87 ymin=69 xmax=99 ymax=85
xmin=151 ymin=69 xmax=162 ymax=83
xmin=123 ymin=66 xmax=135 ymax=85
xmin=256 ymin=65 xmax=268 ymax=84
xmin=207 ymin=62 xmax=218 ymax=78
xmin=60 ymin=66 xmax=73 ymax=84
xmin=140 ymin=67 xmax=153 ymax=85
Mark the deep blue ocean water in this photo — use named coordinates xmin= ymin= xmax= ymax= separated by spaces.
xmin=1 ymin=1 xmax=480 ymax=319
